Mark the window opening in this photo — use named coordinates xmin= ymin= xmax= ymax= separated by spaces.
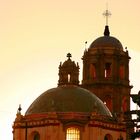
xmin=90 ymin=64 xmax=96 ymax=78
xmin=104 ymin=95 xmax=113 ymax=112
xmin=68 ymin=74 xmax=71 ymax=83
xmin=33 ymin=133 xmax=40 ymax=140
xmin=119 ymin=65 xmax=125 ymax=79
xmin=105 ymin=63 xmax=111 ymax=78
xmin=66 ymin=127 xmax=80 ymax=140
xmin=104 ymin=134 xmax=113 ymax=140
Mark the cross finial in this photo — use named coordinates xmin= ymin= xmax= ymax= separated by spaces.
xmin=17 ymin=104 xmax=22 ymax=114
xmin=103 ymin=4 xmax=111 ymax=26
xmin=67 ymin=53 xmax=72 ymax=60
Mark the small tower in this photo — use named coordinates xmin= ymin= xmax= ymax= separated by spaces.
xmin=58 ymin=53 xmax=79 ymax=86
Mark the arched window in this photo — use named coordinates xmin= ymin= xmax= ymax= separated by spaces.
xmin=121 ymin=96 xmax=128 ymax=112
xmin=66 ymin=127 xmax=80 ymax=140
xmin=105 ymin=63 xmax=111 ymax=78
xmin=33 ymin=132 xmax=40 ymax=140
xmin=104 ymin=134 xmax=113 ymax=140
xmin=68 ymin=74 xmax=71 ymax=83
xmin=119 ymin=65 xmax=125 ymax=79
xmin=104 ymin=95 xmax=113 ymax=112
xmin=90 ymin=64 xmax=96 ymax=79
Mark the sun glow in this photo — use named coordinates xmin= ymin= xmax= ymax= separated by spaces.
xmin=0 ymin=0 xmax=140 ymax=139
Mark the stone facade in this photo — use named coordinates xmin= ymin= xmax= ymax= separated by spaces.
xmin=13 ymin=112 xmax=126 ymax=140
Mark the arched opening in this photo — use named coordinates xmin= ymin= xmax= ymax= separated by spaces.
xmin=119 ymin=65 xmax=125 ymax=79
xmin=68 ymin=74 xmax=71 ymax=83
xmin=105 ymin=63 xmax=111 ymax=78
xmin=104 ymin=134 xmax=113 ymax=140
xmin=31 ymin=131 xmax=40 ymax=140
xmin=121 ymin=96 xmax=128 ymax=112
xmin=104 ymin=95 xmax=113 ymax=112
xmin=66 ymin=127 xmax=80 ymax=140
xmin=90 ymin=63 xmax=96 ymax=79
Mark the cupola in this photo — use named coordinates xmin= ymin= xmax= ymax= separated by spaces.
xmin=58 ymin=53 xmax=79 ymax=86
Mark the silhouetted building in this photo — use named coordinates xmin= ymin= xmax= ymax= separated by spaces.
xmin=13 ymin=25 xmax=132 ymax=140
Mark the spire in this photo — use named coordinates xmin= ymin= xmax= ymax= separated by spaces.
xmin=17 ymin=104 xmax=22 ymax=115
xmin=103 ymin=4 xmax=111 ymax=36
xmin=104 ymin=25 xmax=110 ymax=36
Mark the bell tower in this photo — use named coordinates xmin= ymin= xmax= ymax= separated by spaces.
xmin=58 ymin=53 xmax=79 ymax=86
xmin=81 ymin=26 xmax=132 ymax=115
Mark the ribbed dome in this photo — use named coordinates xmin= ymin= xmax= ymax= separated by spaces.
xmin=26 ymin=85 xmax=111 ymax=116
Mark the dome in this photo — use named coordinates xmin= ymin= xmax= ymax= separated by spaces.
xmin=61 ymin=53 xmax=77 ymax=67
xmin=26 ymin=85 xmax=111 ymax=116
xmin=89 ymin=26 xmax=123 ymax=50
xmin=90 ymin=36 xmax=123 ymax=50
xmin=62 ymin=59 xmax=76 ymax=67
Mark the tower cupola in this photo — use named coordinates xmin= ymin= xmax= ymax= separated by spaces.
xmin=58 ymin=53 xmax=79 ymax=86
xmin=82 ymin=26 xmax=130 ymax=86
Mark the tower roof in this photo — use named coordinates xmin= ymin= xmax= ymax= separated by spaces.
xmin=62 ymin=53 xmax=77 ymax=67
xmin=89 ymin=26 xmax=123 ymax=50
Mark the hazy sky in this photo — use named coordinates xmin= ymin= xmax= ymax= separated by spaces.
xmin=0 ymin=0 xmax=140 ymax=139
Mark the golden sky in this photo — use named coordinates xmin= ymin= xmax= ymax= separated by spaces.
xmin=0 ymin=0 xmax=140 ymax=139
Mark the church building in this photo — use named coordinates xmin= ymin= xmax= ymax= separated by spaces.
xmin=13 ymin=18 xmax=133 ymax=139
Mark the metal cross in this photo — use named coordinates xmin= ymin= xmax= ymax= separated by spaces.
xmin=103 ymin=7 xmax=111 ymax=26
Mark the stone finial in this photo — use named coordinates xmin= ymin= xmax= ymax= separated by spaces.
xmin=67 ymin=53 xmax=72 ymax=60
